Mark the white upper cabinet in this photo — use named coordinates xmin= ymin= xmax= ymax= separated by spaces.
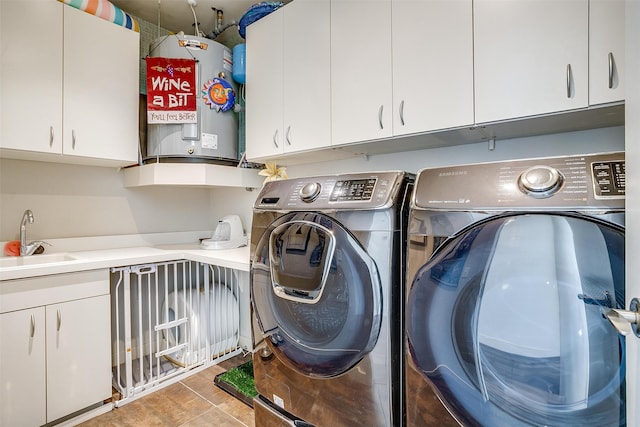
xmin=283 ymin=0 xmax=331 ymax=153
xmin=331 ymin=0 xmax=393 ymax=145
xmin=392 ymin=0 xmax=474 ymax=136
xmin=474 ymin=0 xmax=589 ymax=124
xmin=244 ymin=0 xmax=623 ymax=164
xmin=245 ymin=0 xmax=330 ymax=161
xmin=62 ymin=5 xmax=139 ymax=164
xmin=0 ymin=0 xmax=139 ymax=166
xmin=245 ymin=7 xmax=284 ymax=159
xmin=1 ymin=0 xmax=63 ymax=155
xmin=589 ymin=0 xmax=625 ymax=105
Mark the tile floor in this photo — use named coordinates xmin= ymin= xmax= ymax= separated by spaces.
xmin=78 ymin=353 xmax=255 ymax=427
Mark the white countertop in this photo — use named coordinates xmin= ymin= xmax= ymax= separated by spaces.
xmin=0 ymin=233 xmax=252 ymax=281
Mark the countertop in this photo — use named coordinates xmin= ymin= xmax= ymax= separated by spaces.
xmin=0 ymin=233 xmax=251 ymax=281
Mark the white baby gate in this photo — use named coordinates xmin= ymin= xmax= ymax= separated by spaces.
xmin=110 ymin=260 xmax=243 ymax=405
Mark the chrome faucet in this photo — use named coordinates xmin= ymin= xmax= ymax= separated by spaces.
xmin=19 ymin=210 xmax=49 ymax=256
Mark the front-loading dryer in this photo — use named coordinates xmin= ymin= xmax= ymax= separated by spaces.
xmin=405 ymin=152 xmax=626 ymax=426
xmin=250 ymin=171 xmax=413 ymax=427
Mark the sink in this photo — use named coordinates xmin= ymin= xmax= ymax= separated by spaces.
xmin=0 ymin=253 xmax=81 ymax=268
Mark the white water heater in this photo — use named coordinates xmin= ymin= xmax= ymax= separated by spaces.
xmin=145 ymin=34 xmax=238 ymax=164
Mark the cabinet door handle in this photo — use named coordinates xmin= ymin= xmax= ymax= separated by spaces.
xmin=56 ymin=309 xmax=61 ymax=331
xmin=399 ymin=100 xmax=405 ymax=126
xmin=378 ymin=105 xmax=384 ymax=130
xmin=49 ymin=126 xmax=54 ymax=147
xmin=566 ymin=64 xmax=572 ymax=98
xmin=30 ymin=314 xmax=35 ymax=338
xmin=285 ymin=126 xmax=292 ymax=146
xmin=608 ymin=52 xmax=614 ymax=89
xmin=71 ymin=129 xmax=76 ymax=149
xmin=273 ymin=129 xmax=279 ymax=148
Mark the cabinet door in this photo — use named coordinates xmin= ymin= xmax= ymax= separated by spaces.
xmin=392 ymin=0 xmax=473 ymax=135
xmin=246 ymin=8 xmax=284 ymax=160
xmin=0 ymin=0 xmax=63 ymax=154
xmin=282 ymin=0 xmax=331 ymax=153
xmin=589 ymin=0 xmax=625 ymax=105
xmin=331 ymin=0 xmax=393 ymax=145
xmin=63 ymin=5 xmax=139 ymax=163
xmin=46 ymin=295 xmax=111 ymax=422
xmin=474 ymin=0 xmax=588 ymax=123
xmin=0 ymin=307 xmax=46 ymax=427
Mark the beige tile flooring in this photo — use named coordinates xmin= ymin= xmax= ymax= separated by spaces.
xmin=79 ymin=353 xmax=255 ymax=427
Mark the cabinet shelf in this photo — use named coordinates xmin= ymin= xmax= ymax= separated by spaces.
xmin=122 ymin=163 xmax=264 ymax=189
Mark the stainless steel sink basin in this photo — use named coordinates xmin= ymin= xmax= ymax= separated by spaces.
xmin=0 ymin=253 xmax=81 ymax=268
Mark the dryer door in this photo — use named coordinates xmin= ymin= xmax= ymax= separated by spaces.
xmin=251 ymin=212 xmax=382 ymax=378
xmin=407 ymin=213 xmax=626 ymax=427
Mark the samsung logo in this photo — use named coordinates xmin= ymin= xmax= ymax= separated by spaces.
xmin=438 ymin=171 xmax=467 ymax=177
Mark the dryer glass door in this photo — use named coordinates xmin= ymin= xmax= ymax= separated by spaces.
xmin=252 ymin=212 xmax=382 ymax=378
xmin=407 ymin=213 xmax=626 ymax=427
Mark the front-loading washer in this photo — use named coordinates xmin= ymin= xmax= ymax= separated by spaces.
xmin=405 ymin=152 xmax=626 ymax=426
xmin=250 ymin=171 xmax=413 ymax=427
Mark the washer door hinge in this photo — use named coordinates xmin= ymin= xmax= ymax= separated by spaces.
xmin=605 ymin=298 xmax=640 ymax=337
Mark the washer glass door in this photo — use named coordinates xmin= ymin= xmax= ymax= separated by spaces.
xmin=407 ymin=213 xmax=626 ymax=426
xmin=252 ymin=212 xmax=382 ymax=378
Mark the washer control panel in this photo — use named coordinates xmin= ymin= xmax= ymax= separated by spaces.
xmin=329 ymin=178 xmax=377 ymax=202
xmin=413 ymin=152 xmax=624 ymax=210
xmin=592 ymin=159 xmax=626 ymax=199
xmin=517 ymin=165 xmax=565 ymax=198
xmin=255 ymin=171 xmax=411 ymax=210
xmin=300 ymin=182 xmax=322 ymax=203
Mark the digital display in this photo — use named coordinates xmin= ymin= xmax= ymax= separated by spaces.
xmin=592 ymin=160 xmax=625 ymax=199
xmin=329 ymin=178 xmax=377 ymax=201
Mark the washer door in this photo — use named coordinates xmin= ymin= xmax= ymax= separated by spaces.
xmin=251 ymin=212 xmax=382 ymax=378
xmin=407 ymin=213 xmax=626 ymax=427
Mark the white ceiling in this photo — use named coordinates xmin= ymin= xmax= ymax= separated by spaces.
xmin=109 ymin=0 xmax=270 ymax=47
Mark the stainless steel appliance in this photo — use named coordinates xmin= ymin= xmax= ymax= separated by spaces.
xmin=405 ymin=152 xmax=626 ymax=426
xmin=250 ymin=171 xmax=414 ymax=426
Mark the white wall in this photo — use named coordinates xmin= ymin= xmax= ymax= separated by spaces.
xmin=285 ymin=126 xmax=625 ymax=177
xmin=208 ymin=186 xmax=259 ymax=238
xmin=0 ymin=126 xmax=624 ymax=242
xmin=624 ymin=1 xmax=639 ymax=424
xmin=0 ymin=159 xmax=214 ymax=241
xmin=208 ymin=126 xmax=624 ymax=237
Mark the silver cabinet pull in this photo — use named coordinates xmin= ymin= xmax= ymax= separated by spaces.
xmin=399 ymin=100 xmax=405 ymax=126
xmin=272 ymin=129 xmax=279 ymax=148
xmin=378 ymin=105 xmax=384 ymax=130
xmin=566 ymin=64 xmax=572 ymax=98
xmin=608 ymin=52 xmax=614 ymax=89
xmin=56 ymin=309 xmax=61 ymax=331
xmin=30 ymin=315 xmax=35 ymax=338
xmin=285 ymin=125 xmax=292 ymax=146
xmin=605 ymin=298 xmax=640 ymax=337
xmin=49 ymin=126 xmax=54 ymax=147
xmin=71 ymin=129 xmax=76 ymax=149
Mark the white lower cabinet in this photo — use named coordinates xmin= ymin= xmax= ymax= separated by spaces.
xmin=0 ymin=270 xmax=111 ymax=426
xmin=0 ymin=307 xmax=46 ymax=426
xmin=46 ymin=295 xmax=111 ymax=422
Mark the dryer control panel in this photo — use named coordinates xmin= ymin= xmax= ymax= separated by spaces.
xmin=254 ymin=171 xmax=413 ymax=211
xmin=413 ymin=152 xmax=625 ymax=211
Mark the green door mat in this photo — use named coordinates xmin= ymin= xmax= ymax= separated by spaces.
xmin=214 ymin=360 xmax=258 ymax=407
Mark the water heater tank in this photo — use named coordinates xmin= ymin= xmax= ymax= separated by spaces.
xmin=145 ymin=34 xmax=238 ymax=164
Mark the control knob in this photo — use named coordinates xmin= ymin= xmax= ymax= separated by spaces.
xmin=300 ymin=182 xmax=321 ymax=202
xmin=517 ymin=165 xmax=564 ymax=198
